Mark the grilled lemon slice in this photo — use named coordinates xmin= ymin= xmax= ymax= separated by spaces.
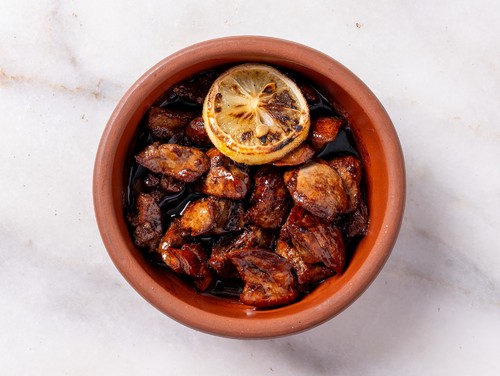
xmin=203 ymin=64 xmax=310 ymax=165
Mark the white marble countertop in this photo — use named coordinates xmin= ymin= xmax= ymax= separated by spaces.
xmin=1 ymin=1 xmax=499 ymax=375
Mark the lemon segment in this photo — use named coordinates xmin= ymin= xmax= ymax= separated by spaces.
xmin=203 ymin=64 xmax=310 ymax=165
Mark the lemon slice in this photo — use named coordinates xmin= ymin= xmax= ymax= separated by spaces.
xmin=203 ymin=63 xmax=310 ymax=165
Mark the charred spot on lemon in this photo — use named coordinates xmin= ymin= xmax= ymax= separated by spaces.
xmin=203 ymin=64 xmax=310 ymax=165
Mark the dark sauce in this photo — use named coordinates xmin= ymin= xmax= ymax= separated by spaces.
xmin=207 ymin=278 xmax=245 ymax=299
xmin=124 ymin=66 xmax=364 ymax=301
xmin=317 ymin=127 xmax=359 ymax=159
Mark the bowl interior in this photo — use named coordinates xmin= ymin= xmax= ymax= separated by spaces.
xmin=94 ymin=36 xmax=404 ymax=338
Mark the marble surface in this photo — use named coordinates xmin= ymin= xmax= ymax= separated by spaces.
xmin=1 ymin=1 xmax=499 ymax=374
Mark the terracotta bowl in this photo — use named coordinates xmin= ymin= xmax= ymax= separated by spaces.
xmin=93 ymin=36 xmax=405 ymax=338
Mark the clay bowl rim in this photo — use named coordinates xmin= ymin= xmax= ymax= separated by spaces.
xmin=93 ymin=35 xmax=405 ymax=339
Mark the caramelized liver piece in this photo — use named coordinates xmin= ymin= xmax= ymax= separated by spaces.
xmin=158 ymin=218 xmax=189 ymax=253
xmin=160 ymin=175 xmax=185 ymax=193
xmin=285 ymin=206 xmax=345 ymax=274
xmin=135 ymin=142 xmax=210 ymax=183
xmin=309 ymin=117 xmax=344 ymax=151
xmin=209 ymin=238 xmax=239 ymax=278
xmin=276 ymin=232 xmax=334 ymax=288
xmin=147 ymin=107 xmax=196 ymax=140
xmin=282 ymin=70 xmax=320 ymax=107
xmin=278 ymin=224 xmax=318 ymax=265
xmin=272 ymin=143 xmax=315 ymax=167
xmin=160 ymin=243 xmax=203 ymax=277
xmin=180 ymin=196 xmax=244 ymax=236
xmin=340 ymin=200 xmax=369 ymax=238
xmin=327 ymin=155 xmax=363 ymax=212
xmin=198 ymin=148 xmax=250 ymax=200
xmin=185 ymin=117 xmax=213 ymax=147
xmin=143 ymin=173 xmax=160 ymax=188
xmin=328 ymin=155 xmax=369 ymax=236
xmin=159 ymin=243 xmax=213 ymax=292
xmin=284 ymin=161 xmax=348 ymax=221
xmin=128 ymin=193 xmax=163 ymax=252
xmin=143 ymin=173 xmax=185 ymax=193
xmin=169 ymin=69 xmax=221 ymax=105
xmin=247 ymin=168 xmax=291 ymax=229
xmin=298 ymin=82 xmax=320 ymax=106
xmin=193 ymin=269 xmax=214 ymax=291
xmin=209 ymin=226 xmax=274 ymax=278
xmin=228 ymin=248 xmax=298 ymax=308
xmin=220 ymin=200 xmax=246 ymax=234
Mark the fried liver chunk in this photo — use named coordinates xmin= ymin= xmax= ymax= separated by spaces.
xmin=143 ymin=173 xmax=160 ymax=189
xmin=284 ymin=161 xmax=348 ymax=222
xmin=272 ymin=143 xmax=315 ymax=167
xmin=158 ymin=218 xmax=189 ymax=252
xmin=247 ymin=168 xmax=291 ymax=229
xmin=340 ymin=200 xmax=369 ymax=238
xmin=209 ymin=226 xmax=274 ymax=278
xmin=135 ymin=142 xmax=210 ymax=183
xmin=128 ymin=193 xmax=163 ymax=252
xmin=143 ymin=173 xmax=185 ymax=194
xmin=309 ymin=117 xmax=344 ymax=151
xmin=180 ymin=196 xmax=245 ymax=236
xmin=228 ymin=248 xmax=298 ymax=308
xmin=327 ymin=155 xmax=363 ymax=212
xmin=147 ymin=107 xmax=196 ymax=140
xmin=327 ymin=155 xmax=369 ymax=237
xmin=284 ymin=206 xmax=345 ymax=274
xmin=298 ymin=82 xmax=320 ymax=106
xmin=159 ymin=243 xmax=213 ymax=291
xmin=198 ymin=148 xmax=250 ymax=200
xmin=168 ymin=69 xmax=221 ymax=105
xmin=160 ymin=175 xmax=185 ymax=193
xmin=185 ymin=116 xmax=213 ymax=147
xmin=276 ymin=228 xmax=334 ymax=288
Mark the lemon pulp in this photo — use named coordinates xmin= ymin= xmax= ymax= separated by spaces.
xmin=203 ymin=64 xmax=310 ymax=165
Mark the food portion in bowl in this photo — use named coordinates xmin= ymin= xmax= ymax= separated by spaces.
xmin=125 ymin=64 xmax=369 ymax=308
